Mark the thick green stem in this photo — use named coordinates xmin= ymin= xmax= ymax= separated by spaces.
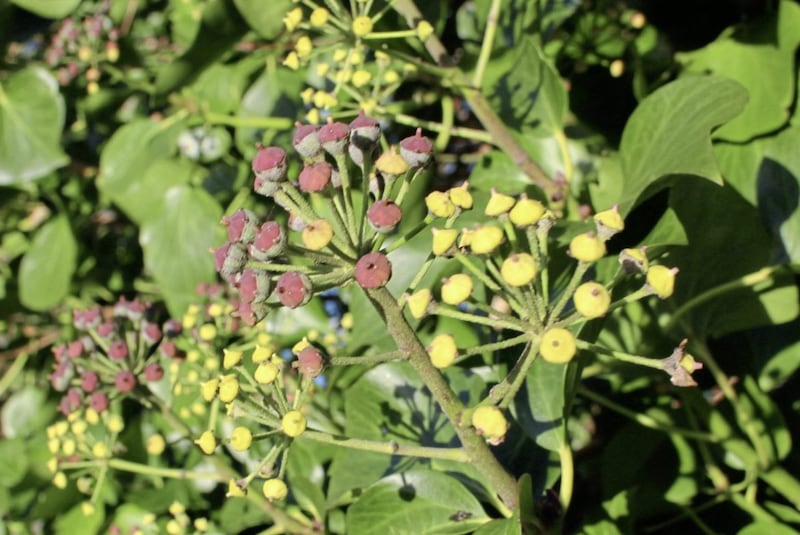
xmin=365 ymin=287 xmax=519 ymax=509
xmin=301 ymin=431 xmax=469 ymax=461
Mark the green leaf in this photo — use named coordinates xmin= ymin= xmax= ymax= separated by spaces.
xmin=738 ymin=522 xmax=797 ymax=535
xmin=346 ymin=470 xmax=488 ymax=535
xmin=288 ymin=437 xmax=335 ymax=520
xmin=54 ymin=501 xmax=105 ymax=535
xmin=97 ymin=119 xmax=186 ymax=224
xmin=678 ymin=1 xmax=800 ymax=141
xmin=489 ymin=37 xmax=567 ymax=137
xmin=474 ymin=514 xmax=521 ymax=535
xmin=667 ymin=178 xmax=799 ymax=337
xmin=190 ymin=63 xmax=249 ymax=115
xmin=741 ymin=375 xmax=791 ymax=462
xmin=617 ymin=76 xmax=748 ymax=216
xmin=139 ymin=186 xmax=224 ymax=316
xmin=233 ymin=0 xmax=293 ymax=39
xmin=0 ymin=67 xmax=68 ymax=185
xmin=752 ymin=320 xmax=800 ymax=391
xmin=514 ymin=358 xmax=567 ymax=451
xmin=0 ymin=438 xmax=28 ymax=487
xmin=18 ymin=215 xmax=77 ymax=311
xmin=9 ymin=0 xmax=79 ymax=18
xmin=0 ymin=386 xmax=48 ymax=438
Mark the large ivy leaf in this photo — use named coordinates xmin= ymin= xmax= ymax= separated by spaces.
xmin=617 ymin=76 xmax=747 ymax=216
xmin=667 ymin=177 xmax=799 ymax=337
xmin=233 ymin=0 xmax=293 ymax=39
xmin=514 ymin=358 xmax=567 ymax=451
xmin=139 ymin=186 xmax=224 ymax=316
xmin=346 ymin=470 xmax=489 ymax=535
xmin=10 ymin=0 xmax=79 ymax=18
xmin=18 ymin=215 xmax=77 ymax=311
xmin=489 ymin=36 xmax=567 ymax=137
xmin=97 ymin=119 xmax=186 ymax=224
xmin=0 ymin=67 xmax=68 ymax=185
xmin=678 ymin=0 xmax=800 ymax=141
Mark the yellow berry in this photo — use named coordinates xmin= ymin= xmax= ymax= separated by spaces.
xmin=646 ymin=265 xmax=677 ymax=299
xmin=146 ymin=434 xmax=166 ymax=455
xmin=569 ymin=232 xmax=606 ymax=262
xmin=470 ymin=225 xmax=504 ymax=254
xmin=229 ymin=427 xmax=253 ymax=452
xmin=282 ymin=410 xmax=307 ymax=437
xmin=283 ymin=7 xmax=303 ymax=31
xmin=427 ymin=334 xmax=458 ymax=368
xmin=262 ymin=478 xmax=288 ymax=501
xmin=448 ymin=183 xmax=473 ymax=209
xmin=594 ymin=206 xmax=624 ymax=239
xmin=458 ymin=228 xmax=474 ymax=248
xmin=283 ymin=52 xmax=300 ymax=71
xmin=375 ymin=148 xmax=409 ymax=176
xmin=194 ymin=431 xmax=216 ymax=455
xmin=484 ymin=189 xmax=516 ymax=216
xmin=431 ymin=228 xmax=459 ymax=256
xmin=500 ymin=253 xmax=537 ymax=287
xmin=200 ymin=378 xmax=219 ymax=402
xmin=352 ymin=15 xmax=373 ymax=37
xmin=302 ymin=219 xmax=334 ymax=251
xmin=53 ymin=471 xmax=68 ymax=489
xmin=252 ymin=345 xmax=271 ymax=364
xmin=416 ymin=20 xmax=434 ymax=40
xmin=441 ymin=273 xmax=473 ymax=305
xmin=198 ymin=323 xmax=217 ymax=342
xmin=539 ymin=328 xmax=577 ymax=364
xmin=619 ymin=247 xmax=649 ymax=273
xmin=107 ymin=414 xmax=124 ymax=433
xmin=471 ymin=406 xmax=508 ymax=440
xmin=573 ymin=282 xmax=611 ymax=318
xmin=92 ymin=443 xmax=110 ymax=459
xmin=218 ymin=374 xmax=239 ymax=403
xmin=227 ymin=479 xmax=246 ymax=497
xmin=406 ymin=289 xmax=432 ymax=319
xmin=81 ymin=502 xmax=95 ymax=517
xmin=509 ymin=197 xmax=546 ymax=226
xmin=292 ymin=337 xmax=311 ymax=354
xmin=425 ymin=191 xmax=456 ymax=218
xmin=310 ymin=7 xmax=329 ymax=27
xmin=352 ymin=69 xmax=372 ymax=87
xmin=223 ymin=348 xmax=243 ymax=369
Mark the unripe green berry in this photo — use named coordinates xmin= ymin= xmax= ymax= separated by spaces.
xmin=441 ymin=273 xmax=473 ymax=305
xmin=646 ymin=265 xmax=677 ymax=299
xmin=540 ymin=328 xmax=577 ymax=364
xmin=569 ymin=232 xmax=606 ymax=262
xmin=282 ymin=410 xmax=307 ymax=437
xmin=471 ymin=406 xmax=508 ymax=442
xmin=262 ymin=478 xmax=288 ymax=501
xmin=427 ymin=334 xmax=458 ymax=368
xmin=229 ymin=426 xmax=253 ymax=452
xmin=573 ymin=282 xmax=611 ymax=318
xmin=500 ymin=253 xmax=537 ymax=287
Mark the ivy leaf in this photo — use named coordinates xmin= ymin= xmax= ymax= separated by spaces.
xmin=140 ymin=186 xmax=224 ymax=316
xmin=514 ymin=358 xmax=567 ymax=452
xmin=346 ymin=470 xmax=488 ymax=535
xmin=0 ymin=67 xmax=68 ymax=185
xmin=9 ymin=0 xmax=79 ymax=18
xmin=233 ymin=0 xmax=294 ymax=39
xmin=18 ymin=215 xmax=77 ymax=311
xmin=617 ymin=76 xmax=747 ymax=216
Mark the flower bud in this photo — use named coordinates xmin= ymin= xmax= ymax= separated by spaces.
xmin=427 ymin=334 xmax=458 ymax=368
xmin=298 ymin=162 xmax=332 ymax=192
xmin=252 ymin=146 xmax=287 ymax=182
xmin=470 ymin=225 xmax=504 ymax=254
xmin=367 ymin=200 xmax=402 ymax=233
xmin=441 ymin=273 xmax=473 ymax=305
xmin=573 ymin=282 xmax=611 ymax=318
xmin=281 ymin=410 xmax=307 ymax=437
xmin=448 ymin=183 xmax=473 ymax=210
xmin=593 ymin=205 xmax=624 ymax=240
xmin=619 ymin=247 xmax=648 ymax=274
xmin=540 ymin=328 xmax=577 ymax=364
xmin=293 ymin=123 xmax=322 ymax=160
xmin=238 ymin=268 xmax=272 ymax=304
xmin=509 ymin=196 xmax=546 ymax=226
xmin=214 ymin=241 xmax=248 ymax=282
xmin=349 ymin=109 xmax=381 ymax=150
xmin=471 ymin=406 xmax=509 ymax=443
xmin=223 ymin=209 xmax=259 ymax=243
xmin=431 ymin=227 xmax=459 ymax=256
xmin=275 ymin=271 xmax=313 ymax=308
xmin=485 ymin=189 xmax=516 ymax=216
xmin=406 ymin=289 xmax=432 ymax=319
xmin=646 ymin=265 xmax=678 ymax=299
xmin=318 ymin=121 xmax=349 ymax=156
xmin=249 ymin=221 xmax=287 ymax=260
xmin=302 ymin=219 xmax=334 ymax=251
xmin=194 ymin=430 xmax=216 ymax=455
xmin=399 ymin=128 xmax=433 ymax=168
xmin=262 ymin=479 xmax=288 ymax=501
xmin=294 ymin=346 xmax=325 ymax=378
xmin=229 ymin=427 xmax=253 ymax=452
xmin=500 ymin=253 xmax=537 ymax=287
xmin=115 ymin=370 xmax=136 ymax=393
xmin=355 ymin=252 xmax=392 ymax=288
xmin=425 ymin=191 xmax=456 ymax=218
xmin=569 ymin=232 xmax=606 ymax=263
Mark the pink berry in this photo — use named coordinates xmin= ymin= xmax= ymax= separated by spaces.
xmin=298 ymin=161 xmax=332 ymax=192
xmin=249 ymin=221 xmax=286 ymax=260
xmin=318 ymin=121 xmax=349 ymax=156
xmin=223 ymin=209 xmax=259 ymax=242
xmin=355 ymin=252 xmax=392 ymax=288
xmin=252 ymin=146 xmax=287 ymax=182
xmin=108 ymin=340 xmax=129 ymax=361
xmin=143 ymin=363 xmax=164 ymax=382
xmin=367 ymin=200 xmax=402 ymax=233
xmin=81 ymin=371 xmax=99 ymax=392
xmin=115 ymin=370 xmax=136 ymax=393
xmin=89 ymin=392 xmax=109 ymax=413
xmin=293 ymin=123 xmax=321 ymax=159
xmin=238 ymin=268 xmax=271 ymax=304
xmin=295 ymin=346 xmax=325 ymax=378
xmin=275 ymin=271 xmax=313 ymax=308
xmin=399 ymin=128 xmax=433 ymax=167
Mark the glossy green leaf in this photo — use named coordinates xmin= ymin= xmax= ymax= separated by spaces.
xmin=617 ymin=76 xmax=747 ymax=215
xmin=346 ymin=470 xmax=488 ymax=535
xmin=190 ymin=63 xmax=249 ymax=115
xmin=752 ymin=320 xmax=800 ymax=391
xmin=678 ymin=1 xmax=800 ymax=141
xmin=741 ymin=375 xmax=791 ymax=462
xmin=0 ymin=438 xmax=28 ymax=487
xmin=473 ymin=513 xmax=521 ymax=535
xmin=139 ymin=186 xmax=224 ymax=316
xmin=233 ymin=0 xmax=293 ymax=39
xmin=514 ymin=358 xmax=567 ymax=451
xmin=9 ymin=0 xmax=79 ymax=18
xmin=581 ymin=491 xmax=629 ymax=535
xmin=97 ymin=119 xmax=186 ymax=224
xmin=54 ymin=502 xmax=105 ymax=535
xmin=288 ymin=438 xmax=336 ymax=520
xmin=0 ymin=386 xmax=48 ymax=438
xmin=0 ymin=67 xmax=68 ymax=185
xmin=667 ymin=177 xmax=799 ymax=337
xmin=738 ymin=522 xmax=797 ymax=535
xmin=489 ymin=36 xmax=567 ymax=137
xmin=18 ymin=215 xmax=77 ymax=311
